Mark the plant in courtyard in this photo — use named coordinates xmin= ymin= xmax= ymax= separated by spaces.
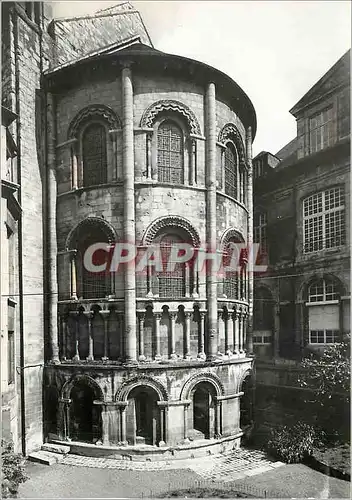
xmin=298 ymin=335 xmax=350 ymax=440
xmin=266 ymin=422 xmax=324 ymax=464
xmin=1 ymin=440 xmax=28 ymax=498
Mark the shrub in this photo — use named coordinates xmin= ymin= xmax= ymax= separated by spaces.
xmin=1 ymin=440 xmax=28 ymax=498
xmin=266 ymin=422 xmax=324 ymax=464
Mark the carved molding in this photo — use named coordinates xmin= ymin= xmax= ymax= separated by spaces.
xmin=66 ymin=216 xmax=117 ymax=250
xmin=61 ymin=374 xmax=104 ymax=401
xmin=140 ymin=99 xmax=202 ymax=136
xmin=115 ymin=375 xmax=169 ymax=402
xmin=180 ymin=371 xmax=225 ymax=401
xmin=68 ymin=105 xmax=121 ymax=140
xmin=142 ymin=215 xmax=201 ymax=247
xmin=220 ymin=228 xmax=246 ymax=250
xmin=218 ymin=123 xmax=246 ymax=164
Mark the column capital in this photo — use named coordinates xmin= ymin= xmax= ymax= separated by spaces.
xmin=169 ymin=311 xmax=177 ymax=320
xmin=99 ymin=309 xmax=110 ymax=319
xmin=83 ymin=310 xmax=95 ymax=320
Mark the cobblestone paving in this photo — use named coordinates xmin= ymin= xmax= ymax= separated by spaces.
xmin=61 ymin=448 xmax=285 ymax=482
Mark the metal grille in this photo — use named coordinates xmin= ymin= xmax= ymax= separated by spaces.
xmin=303 ymin=187 xmax=345 ymax=253
xmin=157 ymin=121 xmax=184 ymax=184
xmin=158 ymin=234 xmax=186 ymax=298
xmin=223 ymin=242 xmax=239 ymax=299
xmin=224 ymin=144 xmax=237 ymax=199
xmin=78 ymin=233 xmax=110 ymax=299
xmin=82 ymin=123 xmax=107 ymax=187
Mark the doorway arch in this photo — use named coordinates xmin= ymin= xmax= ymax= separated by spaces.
xmin=127 ymin=385 xmax=160 ymax=446
xmin=69 ymin=381 xmax=102 ymax=443
xmin=191 ymin=382 xmax=217 ymax=439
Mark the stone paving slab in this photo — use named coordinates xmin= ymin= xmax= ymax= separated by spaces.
xmin=60 ymin=448 xmax=285 ymax=483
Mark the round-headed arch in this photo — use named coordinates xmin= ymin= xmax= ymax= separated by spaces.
xmin=66 ymin=217 xmax=117 ymax=251
xmin=238 ymin=368 xmax=254 ymax=393
xmin=140 ymin=99 xmax=202 ymax=136
xmin=218 ymin=123 xmax=246 ymax=165
xmin=68 ymin=104 xmax=121 ymax=140
xmin=115 ymin=376 xmax=169 ymax=402
xmin=61 ymin=374 xmax=104 ymax=401
xmin=297 ymin=272 xmax=346 ymax=302
xmin=220 ymin=228 xmax=246 ymax=251
xmin=180 ymin=372 xmax=225 ymax=401
xmin=142 ymin=215 xmax=201 ymax=248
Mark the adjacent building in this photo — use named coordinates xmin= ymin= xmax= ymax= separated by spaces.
xmin=252 ymin=50 xmax=350 ymax=427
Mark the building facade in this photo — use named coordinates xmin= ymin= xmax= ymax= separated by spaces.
xmin=1 ymin=2 xmax=256 ymax=457
xmin=252 ymin=51 xmax=350 ymax=428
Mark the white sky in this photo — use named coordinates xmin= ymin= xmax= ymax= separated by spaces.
xmin=52 ymin=1 xmax=351 ymax=155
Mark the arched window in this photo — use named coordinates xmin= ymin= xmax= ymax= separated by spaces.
xmin=157 ymin=120 xmax=184 ymax=184
xmin=224 ymin=143 xmax=238 ymax=199
xmin=75 ymin=225 xmax=111 ymax=299
xmin=82 ymin=123 xmax=107 ymax=187
xmin=308 ymin=277 xmax=339 ymax=303
xmin=158 ymin=233 xmax=188 ymax=298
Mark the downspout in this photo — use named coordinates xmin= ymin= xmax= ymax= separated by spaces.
xmin=13 ymin=7 xmax=26 ymax=456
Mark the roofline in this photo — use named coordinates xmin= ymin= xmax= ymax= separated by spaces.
xmin=44 ymin=36 xmax=142 ymax=76
xmin=289 ymin=49 xmax=350 ymax=116
xmin=43 ymin=44 xmax=257 ymax=138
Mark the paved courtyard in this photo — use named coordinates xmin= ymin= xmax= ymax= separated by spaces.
xmin=18 ymin=449 xmax=350 ymax=498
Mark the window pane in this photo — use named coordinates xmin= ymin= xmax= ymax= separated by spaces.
xmin=82 ymin=124 xmax=107 ymax=187
xmin=325 ymin=211 xmax=345 ymax=248
xmin=224 ymin=144 xmax=237 ymax=199
xmin=157 ymin=121 xmax=184 ymax=184
xmin=158 ymin=234 xmax=186 ymax=298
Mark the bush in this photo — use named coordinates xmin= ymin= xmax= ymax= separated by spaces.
xmin=1 ymin=440 xmax=28 ymax=498
xmin=265 ymin=422 xmax=324 ymax=464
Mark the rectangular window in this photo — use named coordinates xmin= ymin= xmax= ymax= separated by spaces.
xmin=8 ymin=331 xmax=15 ymax=384
xmin=309 ymin=329 xmax=339 ymax=344
xmin=309 ymin=107 xmax=334 ymax=153
xmin=254 ymin=212 xmax=268 ymax=254
xmin=303 ymin=187 xmax=345 ymax=253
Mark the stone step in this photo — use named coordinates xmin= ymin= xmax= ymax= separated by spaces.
xmin=28 ymin=450 xmax=64 ymax=466
xmin=42 ymin=442 xmax=71 ymax=455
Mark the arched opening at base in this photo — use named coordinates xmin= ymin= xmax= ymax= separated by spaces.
xmin=191 ymin=382 xmax=216 ymax=440
xmin=127 ymin=385 xmax=160 ymax=446
xmin=69 ymin=382 xmax=102 ymax=443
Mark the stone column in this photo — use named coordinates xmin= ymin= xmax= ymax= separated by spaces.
xmin=243 ymin=309 xmax=249 ymax=354
xmin=71 ymin=142 xmax=78 ymax=189
xmin=137 ymin=312 xmax=146 ymax=361
xmin=58 ymin=398 xmax=71 ymax=441
xmin=69 ymin=310 xmax=80 ymax=361
xmin=84 ymin=311 xmax=94 ymax=361
xmin=93 ymin=401 xmax=109 ymax=446
xmin=154 ymin=312 xmax=162 ymax=360
xmin=46 ymin=92 xmax=60 ymax=363
xmin=217 ymin=310 xmax=223 ymax=354
xmin=224 ymin=311 xmax=231 ymax=355
xmin=109 ymin=130 xmax=118 ymax=180
xmin=214 ymin=400 xmax=222 ymax=438
xmin=238 ymin=309 xmax=244 ymax=354
xmin=205 ymin=82 xmax=218 ymax=360
xmin=183 ymin=402 xmax=190 ymax=443
xmin=273 ymin=303 xmax=280 ymax=359
xmin=198 ymin=311 xmax=206 ymax=359
xmin=122 ymin=63 xmax=137 ymax=363
xmin=233 ymin=308 xmax=240 ymax=354
xmin=184 ymin=312 xmax=192 ymax=359
xmin=61 ymin=314 xmax=67 ymax=361
xmin=100 ymin=309 xmax=110 ymax=361
xmin=117 ymin=402 xmax=128 ymax=445
xmin=70 ymin=251 xmax=78 ymax=300
xmin=246 ymin=126 xmax=254 ymax=355
xmin=146 ymin=131 xmax=152 ymax=179
xmin=169 ymin=312 xmax=177 ymax=359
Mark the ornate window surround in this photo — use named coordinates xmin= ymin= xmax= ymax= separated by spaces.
xmin=67 ymin=105 xmax=122 ymax=189
xmin=220 ymin=228 xmax=247 ymax=302
xmin=218 ymin=123 xmax=247 ymax=205
xmin=140 ymin=100 xmax=201 ymax=185
xmin=65 ymin=217 xmax=117 ymax=300
xmin=141 ymin=215 xmax=201 ymax=298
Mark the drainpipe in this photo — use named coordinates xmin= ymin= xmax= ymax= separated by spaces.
xmin=13 ymin=7 xmax=26 ymax=457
